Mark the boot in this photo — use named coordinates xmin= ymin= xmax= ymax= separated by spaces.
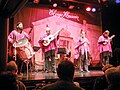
xmin=84 ymin=65 xmax=89 ymax=72
xmin=79 ymin=61 xmax=84 ymax=72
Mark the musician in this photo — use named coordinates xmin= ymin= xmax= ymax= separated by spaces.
xmin=97 ymin=30 xmax=115 ymax=66
xmin=8 ymin=22 xmax=31 ymax=75
xmin=38 ymin=27 xmax=59 ymax=73
xmin=75 ymin=30 xmax=90 ymax=72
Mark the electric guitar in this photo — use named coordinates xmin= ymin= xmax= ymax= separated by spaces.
xmin=42 ymin=28 xmax=64 ymax=46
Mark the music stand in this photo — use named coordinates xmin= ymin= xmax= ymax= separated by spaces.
xmin=33 ymin=46 xmax=40 ymax=52
xmin=32 ymin=46 xmax=41 ymax=72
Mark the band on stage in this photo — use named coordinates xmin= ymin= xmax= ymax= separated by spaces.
xmin=8 ymin=22 xmax=115 ymax=74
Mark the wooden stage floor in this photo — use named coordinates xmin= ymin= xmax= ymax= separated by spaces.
xmin=18 ymin=70 xmax=104 ymax=90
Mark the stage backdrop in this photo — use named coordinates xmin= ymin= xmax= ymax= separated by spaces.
xmin=14 ymin=5 xmax=102 ymax=67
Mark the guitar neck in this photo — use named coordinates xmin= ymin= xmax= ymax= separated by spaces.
xmin=53 ymin=28 xmax=63 ymax=37
xmin=28 ymin=27 xmax=33 ymax=35
xmin=109 ymin=35 xmax=115 ymax=40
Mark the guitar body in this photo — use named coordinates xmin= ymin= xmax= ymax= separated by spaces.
xmin=103 ymin=35 xmax=115 ymax=45
xmin=42 ymin=28 xmax=64 ymax=46
xmin=43 ymin=35 xmax=54 ymax=46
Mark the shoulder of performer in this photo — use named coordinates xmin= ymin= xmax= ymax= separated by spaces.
xmin=38 ymin=34 xmax=46 ymax=43
xmin=78 ymin=37 xmax=82 ymax=41
xmin=8 ymin=30 xmax=16 ymax=37
xmin=41 ymin=34 xmax=47 ymax=39
xmin=98 ymin=35 xmax=105 ymax=41
xmin=99 ymin=35 xmax=104 ymax=38
xmin=22 ymin=30 xmax=28 ymax=34
xmin=10 ymin=30 xmax=16 ymax=33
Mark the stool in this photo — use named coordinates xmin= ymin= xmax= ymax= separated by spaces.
xmin=20 ymin=59 xmax=32 ymax=79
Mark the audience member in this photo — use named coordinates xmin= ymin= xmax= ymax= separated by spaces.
xmin=6 ymin=60 xmax=18 ymax=74
xmin=116 ymin=65 xmax=120 ymax=71
xmin=6 ymin=61 xmax=26 ymax=90
xmin=93 ymin=64 xmax=113 ymax=90
xmin=104 ymin=67 xmax=120 ymax=90
xmin=40 ymin=60 xmax=85 ymax=90
xmin=0 ymin=72 xmax=18 ymax=90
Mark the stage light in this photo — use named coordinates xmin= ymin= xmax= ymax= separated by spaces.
xmin=77 ymin=6 xmax=80 ymax=10
xmin=68 ymin=5 xmax=75 ymax=9
xmin=102 ymin=0 xmax=107 ymax=2
xmin=116 ymin=0 xmax=120 ymax=4
xmin=53 ymin=3 xmax=57 ymax=8
xmin=33 ymin=0 xmax=39 ymax=4
xmin=49 ymin=0 xmax=52 ymax=2
xmin=92 ymin=8 xmax=96 ymax=12
xmin=86 ymin=7 xmax=91 ymax=12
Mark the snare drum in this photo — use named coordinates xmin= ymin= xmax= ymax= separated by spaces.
xmin=13 ymin=38 xmax=35 ymax=60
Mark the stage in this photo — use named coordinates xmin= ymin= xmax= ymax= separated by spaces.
xmin=18 ymin=69 xmax=104 ymax=90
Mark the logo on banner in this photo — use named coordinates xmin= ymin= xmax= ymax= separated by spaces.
xmin=49 ymin=9 xmax=79 ymax=21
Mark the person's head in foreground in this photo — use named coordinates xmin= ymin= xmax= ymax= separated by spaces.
xmin=105 ymin=67 xmax=120 ymax=86
xmin=102 ymin=64 xmax=113 ymax=73
xmin=57 ymin=60 xmax=75 ymax=81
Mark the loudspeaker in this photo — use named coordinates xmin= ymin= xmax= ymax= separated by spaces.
xmin=57 ymin=48 xmax=66 ymax=54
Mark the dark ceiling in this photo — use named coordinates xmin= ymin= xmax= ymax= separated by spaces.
xmin=0 ymin=0 xmax=101 ymax=18
xmin=0 ymin=0 xmax=120 ymax=31
xmin=0 ymin=0 xmax=28 ymax=18
xmin=0 ymin=0 xmax=118 ymax=18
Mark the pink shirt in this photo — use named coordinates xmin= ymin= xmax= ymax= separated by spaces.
xmin=8 ymin=30 xmax=30 ymax=44
xmin=39 ymin=34 xmax=58 ymax=53
xmin=97 ymin=35 xmax=112 ymax=53
xmin=74 ymin=37 xmax=90 ymax=59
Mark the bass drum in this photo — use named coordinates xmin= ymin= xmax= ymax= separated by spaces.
xmin=13 ymin=38 xmax=35 ymax=61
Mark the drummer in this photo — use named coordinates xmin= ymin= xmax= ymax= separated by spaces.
xmin=8 ymin=22 xmax=31 ymax=75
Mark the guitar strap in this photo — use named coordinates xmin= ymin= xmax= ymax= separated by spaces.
xmin=13 ymin=30 xmax=18 ymax=43
xmin=54 ymin=38 xmax=57 ymax=48
xmin=53 ymin=35 xmax=59 ymax=53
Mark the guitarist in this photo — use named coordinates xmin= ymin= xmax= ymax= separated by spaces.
xmin=97 ymin=30 xmax=115 ymax=66
xmin=38 ymin=26 xmax=59 ymax=73
xmin=8 ymin=22 xmax=31 ymax=75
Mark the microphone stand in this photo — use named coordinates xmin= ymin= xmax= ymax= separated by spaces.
xmin=14 ymin=43 xmax=17 ymax=61
xmin=13 ymin=32 xmax=17 ymax=61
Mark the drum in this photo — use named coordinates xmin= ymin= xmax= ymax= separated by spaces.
xmin=13 ymin=38 xmax=35 ymax=61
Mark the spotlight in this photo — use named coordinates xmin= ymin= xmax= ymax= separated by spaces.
xmin=53 ymin=3 xmax=57 ymax=8
xmin=33 ymin=0 xmax=39 ymax=4
xmin=102 ymin=0 xmax=107 ymax=2
xmin=116 ymin=0 xmax=120 ymax=4
xmin=92 ymin=8 xmax=96 ymax=12
xmin=77 ymin=6 xmax=80 ymax=10
xmin=86 ymin=7 xmax=91 ymax=12
xmin=68 ymin=5 xmax=75 ymax=9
